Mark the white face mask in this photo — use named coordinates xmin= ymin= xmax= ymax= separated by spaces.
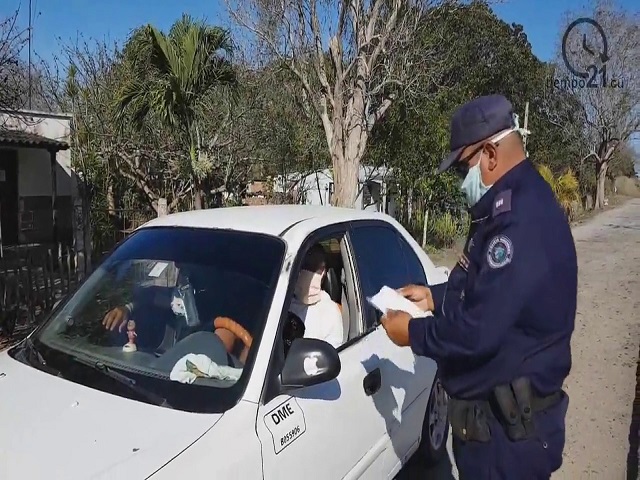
xmin=460 ymin=127 xmax=517 ymax=207
xmin=461 ymin=151 xmax=493 ymax=207
xmin=294 ymin=269 xmax=324 ymax=305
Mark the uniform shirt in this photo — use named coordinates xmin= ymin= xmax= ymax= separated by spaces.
xmin=409 ymin=159 xmax=578 ymax=400
xmin=289 ymin=290 xmax=344 ymax=348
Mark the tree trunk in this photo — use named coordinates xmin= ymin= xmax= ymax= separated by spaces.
xmin=595 ymin=161 xmax=609 ymax=210
xmin=407 ymin=187 xmax=414 ymax=224
xmin=190 ymin=127 xmax=204 ymax=210
xmin=106 ymin=178 xmax=116 ymax=215
xmin=422 ymin=208 xmax=429 ymax=248
xmin=194 ymin=181 xmax=204 ymax=210
xmin=329 ymin=73 xmax=368 ymax=208
xmin=331 ymin=151 xmax=360 ymax=208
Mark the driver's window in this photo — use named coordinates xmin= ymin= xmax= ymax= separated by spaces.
xmin=285 ymin=233 xmax=355 ymax=353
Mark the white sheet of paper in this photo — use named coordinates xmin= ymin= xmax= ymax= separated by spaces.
xmin=367 ymin=286 xmax=432 ymax=318
xmin=148 ymin=262 xmax=168 ymax=278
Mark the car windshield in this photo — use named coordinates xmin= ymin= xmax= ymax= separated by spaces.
xmin=29 ymin=227 xmax=285 ymax=413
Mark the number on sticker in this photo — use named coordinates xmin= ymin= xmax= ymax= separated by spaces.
xmin=280 ymin=425 xmax=301 ymax=447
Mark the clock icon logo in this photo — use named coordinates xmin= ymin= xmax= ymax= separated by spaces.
xmin=561 ymin=17 xmax=610 ymax=86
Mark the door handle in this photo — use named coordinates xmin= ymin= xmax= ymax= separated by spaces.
xmin=363 ymin=368 xmax=381 ymax=396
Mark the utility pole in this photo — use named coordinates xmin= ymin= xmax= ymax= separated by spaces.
xmin=28 ymin=0 xmax=32 ymax=109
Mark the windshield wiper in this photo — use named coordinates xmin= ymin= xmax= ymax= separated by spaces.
xmin=71 ymin=356 xmax=171 ymax=408
xmin=21 ymin=337 xmax=63 ymax=377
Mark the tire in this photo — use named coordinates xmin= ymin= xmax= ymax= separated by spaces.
xmin=419 ymin=375 xmax=449 ymax=466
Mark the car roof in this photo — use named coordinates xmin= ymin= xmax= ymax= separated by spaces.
xmin=138 ymin=204 xmax=391 ymax=237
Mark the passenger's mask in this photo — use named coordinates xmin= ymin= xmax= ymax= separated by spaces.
xmin=295 ymin=269 xmax=324 ymax=305
xmin=460 ymin=152 xmax=493 ymax=207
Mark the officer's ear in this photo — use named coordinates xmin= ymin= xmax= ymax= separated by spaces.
xmin=484 ymin=142 xmax=499 ymax=172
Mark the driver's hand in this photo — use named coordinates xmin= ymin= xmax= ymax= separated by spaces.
xmin=397 ymin=284 xmax=434 ymax=312
xmin=102 ymin=306 xmax=130 ymax=332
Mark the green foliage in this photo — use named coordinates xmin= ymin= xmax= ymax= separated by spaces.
xmin=428 ymin=211 xmax=466 ymax=249
xmin=370 ymin=0 xmax=550 ymax=232
xmin=115 ymin=15 xmax=238 ymax=207
xmin=369 ymin=0 xmax=595 ymax=241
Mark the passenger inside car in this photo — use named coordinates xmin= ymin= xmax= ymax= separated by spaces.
xmin=289 ymin=244 xmax=344 ymax=349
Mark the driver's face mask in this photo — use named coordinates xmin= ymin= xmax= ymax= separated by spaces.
xmin=172 ymin=273 xmax=201 ymax=327
xmin=294 ymin=269 xmax=324 ymax=305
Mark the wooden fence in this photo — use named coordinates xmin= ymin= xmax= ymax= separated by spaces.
xmin=0 ymin=244 xmax=90 ymax=346
xmin=0 ymin=198 xmax=167 ymax=349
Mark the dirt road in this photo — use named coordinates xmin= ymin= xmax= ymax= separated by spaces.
xmin=554 ymin=198 xmax=640 ymax=479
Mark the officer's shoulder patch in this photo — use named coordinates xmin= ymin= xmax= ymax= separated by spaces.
xmin=486 ymin=234 xmax=514 ymax=269
xmin=492 ymin=189 xmax=512 ymax=218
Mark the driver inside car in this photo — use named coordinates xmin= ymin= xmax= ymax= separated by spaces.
xmin=101 ymin=265 xmax=251 ymax=363
xmin=289 ymin=244 xmax=343 ymax=349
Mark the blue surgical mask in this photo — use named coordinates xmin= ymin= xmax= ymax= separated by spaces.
xmin=460 ymin=153 xmax=493 ymax=207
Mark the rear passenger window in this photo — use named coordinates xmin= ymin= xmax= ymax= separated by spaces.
xmin=349 ymin=225 xmax=409 ymax=328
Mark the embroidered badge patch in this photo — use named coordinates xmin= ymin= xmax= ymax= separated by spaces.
xmin=486 ymin=235 xmax=513 ymax=269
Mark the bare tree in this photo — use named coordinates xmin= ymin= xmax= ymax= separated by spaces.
xmin=555 ymin=0 xmax=639 ymax=209
xmin=226 ymin=0 xmax=447 ymax=207
xmin=0 ymin=9 xmax=28 ymax=122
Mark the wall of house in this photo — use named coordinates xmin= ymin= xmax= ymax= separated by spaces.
xmin=299 ymin=171 xmax=334 ymax=206
xmin=272 ymin=166 xmax=399 ymax=216
xmin=1 ymin=111 xmax=74 ymax=244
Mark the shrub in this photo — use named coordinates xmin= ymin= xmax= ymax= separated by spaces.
xmin=428 ymin=211 xmax=463 ymax=248
xmin=537 ymin=164 xmax=581 ymax=220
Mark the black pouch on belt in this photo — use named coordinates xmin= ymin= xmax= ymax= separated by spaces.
xmin=511 ymin=376 xmax=536 ymax=437
xmin=448 ymin=398 xmax=492 ymax=443
xmin=493 ymin=383 xmax=528 ymax=441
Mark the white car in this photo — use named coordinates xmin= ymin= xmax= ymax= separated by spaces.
xmin=0 ymin=205 xmax=450 ymax=480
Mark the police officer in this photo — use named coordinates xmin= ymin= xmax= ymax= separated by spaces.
xmin=380 ymin=94 xmax=578 ymax=479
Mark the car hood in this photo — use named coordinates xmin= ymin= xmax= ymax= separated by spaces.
xmin=0 ymin=352 xmax=223 ymax=480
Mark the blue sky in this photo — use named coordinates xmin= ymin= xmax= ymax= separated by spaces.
xmin=2 ymin=0 xmax=636 ymax=65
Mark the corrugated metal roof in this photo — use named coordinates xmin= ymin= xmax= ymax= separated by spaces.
xmin=0 ymin=129 xmax=69 ymax=151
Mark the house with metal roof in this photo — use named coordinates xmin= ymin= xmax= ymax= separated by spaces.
xmin=0 ymin=109 xmax=74 ymax=253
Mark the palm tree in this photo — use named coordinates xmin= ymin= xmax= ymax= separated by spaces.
xmin=115 ymin=15 xmax=237 ymax=209
xmin=537 ymin=164 xmax=581 ymax=220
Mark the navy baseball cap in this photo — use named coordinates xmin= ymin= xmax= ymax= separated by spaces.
xmin=438 ymin=94 xmax=515 ymax=173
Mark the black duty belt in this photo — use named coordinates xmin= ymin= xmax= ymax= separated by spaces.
xmin=449 ymin=377 xmax=564 ymax=443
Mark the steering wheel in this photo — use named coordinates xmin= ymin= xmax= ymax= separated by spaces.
xmin=213 ymin=316 xmax=253 ymax=359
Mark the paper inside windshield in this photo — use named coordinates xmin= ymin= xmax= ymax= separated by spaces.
xmin=367 ymin=286 xmax=433 ymax=318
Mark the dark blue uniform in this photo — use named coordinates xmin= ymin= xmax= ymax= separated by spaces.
xmin=409 ymin=159 xmax=577 ymax=479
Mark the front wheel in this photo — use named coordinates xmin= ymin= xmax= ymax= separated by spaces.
xmin=419 ymin=376 xmax=449 ymax=466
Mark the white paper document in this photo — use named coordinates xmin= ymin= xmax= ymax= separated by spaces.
xmin=367 ymin=286 xmax=433 ymax=318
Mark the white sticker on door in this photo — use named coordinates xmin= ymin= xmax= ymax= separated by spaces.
xmin=0 ymin=170 xmax=5 ymax=182
xmin=264 ymin=398 xmax=307 ymax=454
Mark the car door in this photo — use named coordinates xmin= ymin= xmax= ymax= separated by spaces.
xmin=255 ymin=227 xmax=393 ymax=480
xmin=348 ymin=221 xmax=439 ymax=473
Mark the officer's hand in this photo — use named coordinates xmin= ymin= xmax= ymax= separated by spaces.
xmin=380 ymin=310 xmax=412 ymax=347
xmin=102 ymin=306 xmax=130 ymax=332
xmin=397 ymin=284 xmax=435 ymax=312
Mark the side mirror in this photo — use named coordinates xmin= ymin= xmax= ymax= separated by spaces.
xmin=280 ymin=338 xmax=341 ymax=392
